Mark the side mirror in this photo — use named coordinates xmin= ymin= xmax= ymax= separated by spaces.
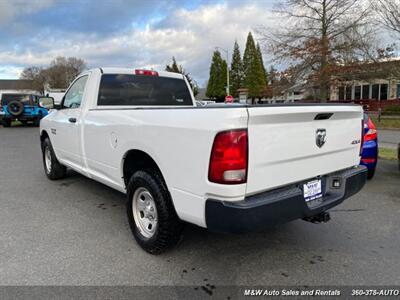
xmin=38 ymin=97 xmax=55 ymax=110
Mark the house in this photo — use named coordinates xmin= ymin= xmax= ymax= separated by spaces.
xmin=329 ymin=59 xmax=400 ymax=101
xmin=236 ymin=85 xmax=306 ymax=104
xmin=265 ymin=59 xmax=400 ymax=105
xmin=330 ymin=79 xmax=400 ymax=101
xmin=270 ymin=82 xmax=308 ymax=103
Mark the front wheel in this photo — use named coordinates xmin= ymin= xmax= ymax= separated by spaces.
xmin=41 ymin=138 xmax=67 ymax=180
xmin=126 ymin=170 xmax=183 ymax=254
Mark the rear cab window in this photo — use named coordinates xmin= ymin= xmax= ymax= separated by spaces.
xmin=97 ymin=74 xmax=193 ymax=106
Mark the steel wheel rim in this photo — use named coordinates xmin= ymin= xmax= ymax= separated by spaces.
xmin=44 ymin=146 xmax=52 ymax=173
xmin=132 ymin=187 xmax=158 ymax=238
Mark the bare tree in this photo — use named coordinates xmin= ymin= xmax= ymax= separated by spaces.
xmin=20 ymin=66 xmax=47 ymax=93
xmin=259 ymin=0 xmax=373 ymax=102
xmin=46 ymin=56 xmax=87 ymax=88
xmin=21 ymin=57 xmax=87 ymax=90
xmin=373 ymin=0 xmax=400 ymax=34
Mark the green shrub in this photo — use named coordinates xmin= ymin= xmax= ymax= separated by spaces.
xmin=370 ymin=116 xmax=400 ymax=129
xmin=382 ymin=105 xmax=400 ymax=116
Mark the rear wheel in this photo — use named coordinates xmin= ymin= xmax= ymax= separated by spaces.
xmin=126 ymin=169 xmax=183 ymax=254
xmin=41 ymin=137 xmax=67 ymax=180
xmin=2 ymin=119 xmax=11 ymax=127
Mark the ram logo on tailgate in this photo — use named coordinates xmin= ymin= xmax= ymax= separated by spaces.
xmin=316 ymin=128 xmax=327 ymax=148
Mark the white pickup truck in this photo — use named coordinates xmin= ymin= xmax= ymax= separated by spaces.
xmin=39 ymin=68 xmax=367 ymax=254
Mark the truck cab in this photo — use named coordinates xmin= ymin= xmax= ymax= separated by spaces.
xmin=1 ymin=93 xmax=49 ymax=127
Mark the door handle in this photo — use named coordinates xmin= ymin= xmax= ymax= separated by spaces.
xmin=68 ymin=117 xmax=77 ymax=123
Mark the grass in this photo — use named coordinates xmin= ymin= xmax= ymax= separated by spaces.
xmin=370 ymin=116 xmax=400 ymax=130
xmin=379 ymin=147 xmax=398 ymax=161
xmin=11 ymin=120 xmax=22 ymax=126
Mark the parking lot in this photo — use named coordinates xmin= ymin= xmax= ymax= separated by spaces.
xmin=1 ymin=126 xmax=399 ymax=288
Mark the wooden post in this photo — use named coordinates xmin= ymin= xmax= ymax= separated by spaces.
xmin=378 ymin=107 xmax=381 ymax=123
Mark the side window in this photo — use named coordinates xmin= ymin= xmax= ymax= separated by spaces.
xmin=63 ymin=75 xmax=88 ymax=109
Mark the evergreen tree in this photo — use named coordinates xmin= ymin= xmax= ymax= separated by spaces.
xmin=206 ymin=51 xmax=227 ymax=101
xmin=243 ymin=32 xmax=255 ymax=85
xmin=165 ymin=57 xmax=198 ymax=96
xmin=243 ymin=32 xmax=266 ymax=102
xmin=230 ymin=41 xmax=243 ymax=98
xmin=165 ymin=57 xmax=181 ymax=73
xmin=256 ymin=43 xmax=267 ymax=83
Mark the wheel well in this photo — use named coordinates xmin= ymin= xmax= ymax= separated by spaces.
xmin=123 ymin=150 xmax=163 ymax=187
xmin=40 ymin=130 xmax=49 ymax=142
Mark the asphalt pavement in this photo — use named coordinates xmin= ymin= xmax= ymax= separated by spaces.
xmin=0 ymin=126 xmax=399 ymax=295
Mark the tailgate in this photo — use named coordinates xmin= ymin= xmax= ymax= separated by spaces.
xmin=246 ymin=105 xmax=363 ymax=195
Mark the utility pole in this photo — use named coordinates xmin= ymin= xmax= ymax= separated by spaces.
xmin=216 ymin=47 xmax=230 ymax=96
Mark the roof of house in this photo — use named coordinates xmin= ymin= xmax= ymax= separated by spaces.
xmin=334 ymin=59 xmax=400 ymax=81
xmin=0 ymin=79 xmax=36 ymax=90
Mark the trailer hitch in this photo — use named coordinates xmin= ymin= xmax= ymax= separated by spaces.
xmin=303 ymin=211 xmax=331 ymax=224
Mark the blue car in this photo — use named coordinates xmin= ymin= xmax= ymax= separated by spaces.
xmin=1 ymin=93 xmax=49 ymax=127
xmin=360 ymin=113 xmax=378 ymax=179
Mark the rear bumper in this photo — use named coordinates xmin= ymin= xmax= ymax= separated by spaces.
xmin=205 ymin=165 xmax=367 ymax=233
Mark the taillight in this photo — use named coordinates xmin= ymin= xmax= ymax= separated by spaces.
xmin=135 ymin=69 xmax=159 ymax=76
xmin=208 ymin=129 xmax=248 ymax=184
xmin=361 ymin=158 xmax=376 ymax=163
xmin=364 ymin=116 xmax=377 ymax=141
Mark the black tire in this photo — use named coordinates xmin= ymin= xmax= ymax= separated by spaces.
xmin=33 ymin=114 xmax=42 ymax=127
xmin=397 ymin=144 xmax=400 ymax=171
xmin=33 ymin=118 xmax=40 ymax=127
xmin=7 ymin=101 xmax=24 ymax=116
xmin=41 ymin=137 xmax=67 ymax=180
xmin=367 ymin=168 xmax=375 ymax=180
xmin=2 ymin=119 xmax=11 ymax=127
xmin=126 ymin=169 xmax=183 ymax=254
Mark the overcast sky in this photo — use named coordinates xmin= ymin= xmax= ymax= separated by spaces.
xmin=0 ymin=0 xmax=281 ymax=86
